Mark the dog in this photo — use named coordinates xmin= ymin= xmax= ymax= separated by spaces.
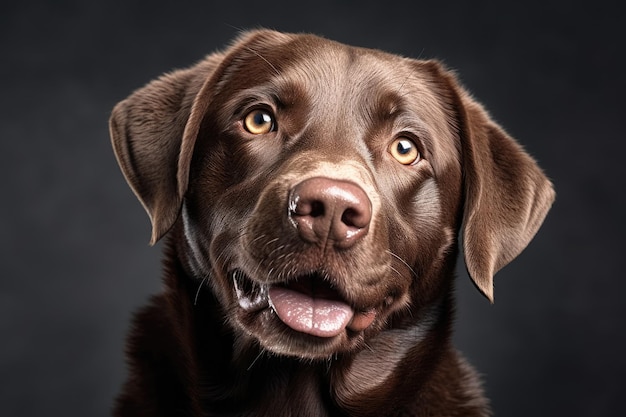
xmin=109 ymin=29 xmax=554 ymax=417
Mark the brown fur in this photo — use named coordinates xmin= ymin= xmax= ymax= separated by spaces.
xmin=109 ymin=30 xmax=554 ymax=416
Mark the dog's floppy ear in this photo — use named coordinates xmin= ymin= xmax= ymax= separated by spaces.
xmin=458 ymin=76 xmax=554 ymax=302
xmin=427 ymin=62 xmax=555 ymax=302
xmin=109 ymin=62 xmax=214 ymax=245
xmin=109 ymin=30 xmax=289 ymax=244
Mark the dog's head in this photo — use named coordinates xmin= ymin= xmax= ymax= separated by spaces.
xmin=110 ymin=30 xmax=554 ymax=359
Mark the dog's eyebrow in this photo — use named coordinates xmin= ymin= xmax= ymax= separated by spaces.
xmin=238 ymin=76 xmax=310 ymax=107
xmin=361 ymin=88 xmax=410 ymax=127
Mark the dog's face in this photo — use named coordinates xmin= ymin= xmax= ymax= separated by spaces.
xmin=110 ymin=30 xmax=554 ymax=360
xmin=182 ymin=35 xmax=466 ymax=358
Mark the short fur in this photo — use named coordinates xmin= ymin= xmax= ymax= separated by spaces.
xmin=110 ymin=30 xmax=554 ymax=417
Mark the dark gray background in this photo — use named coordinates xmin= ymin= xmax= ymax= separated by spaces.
xmin=2 ymin=0 xmax=624 ymax=416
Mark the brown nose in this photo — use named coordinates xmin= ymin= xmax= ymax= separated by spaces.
xmin=288 ymin=178 xmax=372 ymax=249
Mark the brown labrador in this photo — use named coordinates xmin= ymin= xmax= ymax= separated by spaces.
xmin=109 ymin=29 xmax=554 ymax=417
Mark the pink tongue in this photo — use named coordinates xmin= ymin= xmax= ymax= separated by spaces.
xmin=268 ymin=287 xmax=354 ymax=338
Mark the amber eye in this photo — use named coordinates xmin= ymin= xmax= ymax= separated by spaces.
xmin=389 ymin=137 xmax=420 ymax=165
xmin=243 ymin=109 xmax=275 ymax=134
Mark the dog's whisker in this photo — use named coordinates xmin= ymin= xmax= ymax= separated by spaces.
xmin=386 ymin=250 xmax=417 ymax=277
xmin=244 ymin=46 xmax=280 ymax=76
xmin=194 ymin=276 xmax=208 ymax=306
xmin=395 ymin=72 xmax=412 ymax=98
xmin=396 ymin=72 xmax=421 ymax=100
xmin=325 ymin=356 xmax=334 ymax=372
xmin=247 ymin=349 xmax=266 ymax=371
xmin=264 ymin=237 xmax=281 ymax=247
xmin=249 ymin=233 xmax=268 ymax=245
xmin=388 ymin=265 xmax=402 ymax=279
xmin=266 ymin=244 xmax=286 ymax=259
xmin=223 ymin=22 xmax=246 ymax=35
xmin=213 ymin=243 xmax=236 ymax=267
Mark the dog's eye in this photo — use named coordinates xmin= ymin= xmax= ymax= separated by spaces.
xmin=243 ymin=109 xmax=276 ymax=134
xmin=389 ymin=137 xmax=420 ymax=165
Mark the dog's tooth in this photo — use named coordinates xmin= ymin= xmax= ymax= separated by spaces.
xmin=233 ymin=271 xmax=246 ymax=301
xmin=232 ymin=269 xmax=269 ymax=311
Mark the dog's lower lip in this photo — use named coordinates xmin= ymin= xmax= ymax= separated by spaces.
xmin=348 ymin=309 xmax=377 ymax=332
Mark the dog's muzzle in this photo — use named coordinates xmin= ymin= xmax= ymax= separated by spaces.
xmin=232 ymin=177 xmax=377 ymax=338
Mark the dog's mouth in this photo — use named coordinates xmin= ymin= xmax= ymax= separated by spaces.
xmin=231 ymin=270 xmax=376 ymax=338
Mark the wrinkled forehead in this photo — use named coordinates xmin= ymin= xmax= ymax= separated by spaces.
xmin=221 ymin=38 xmax=440 ymax=113
xmin=214 ymin=35 xmax=459 ymax=170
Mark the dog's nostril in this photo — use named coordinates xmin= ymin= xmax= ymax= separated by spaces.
xmin=291 ymin=198 xmax=325 ymax=217
xmin=309 ymin=200 xmax=325 ymax=218
xmin=341 ymin=207 xmax=369 ymax=229
xmin=289 ymin=177 xmax=372 ymax=248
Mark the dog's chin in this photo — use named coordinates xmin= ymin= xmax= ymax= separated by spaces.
xmin=229 ymin=269 xmax=379 ymax=359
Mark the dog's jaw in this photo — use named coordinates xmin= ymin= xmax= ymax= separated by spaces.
xmin=230 ymin=268 xmax=383 ymax=357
